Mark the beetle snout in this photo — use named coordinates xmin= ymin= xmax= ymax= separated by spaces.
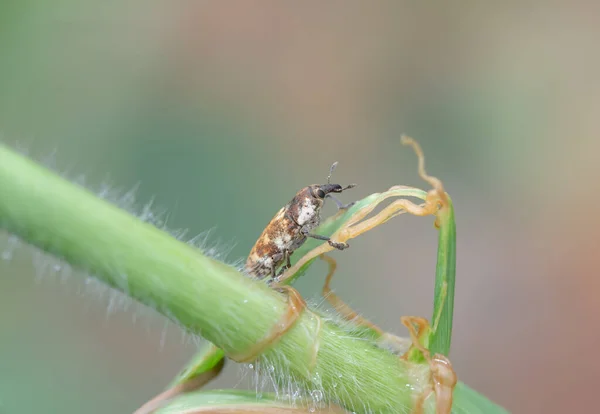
xmin=321 ymin=184 xmax=344 ymax=194
xmin=312 ymin=183 xmax=355 ymax=199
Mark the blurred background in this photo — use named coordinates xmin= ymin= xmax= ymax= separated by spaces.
xmin=1 ymin=1 xmax=599 ymax=413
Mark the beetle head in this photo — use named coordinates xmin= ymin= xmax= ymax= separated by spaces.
xmin=309 ymin=183 xmax=355 ymax=199
xmin=309 ymin=161 xmax=356 ymax=199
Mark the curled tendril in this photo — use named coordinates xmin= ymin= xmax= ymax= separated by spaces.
xmin=279 ymin=136 xmax=447 ymax=285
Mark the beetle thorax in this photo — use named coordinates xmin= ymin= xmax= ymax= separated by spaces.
xmin=287 ymin=187 xmax=323 ymax=229
xmin=297 ymin=197 xmax=320 ymax=226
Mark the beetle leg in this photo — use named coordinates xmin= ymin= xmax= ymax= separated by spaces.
xmin=285 ymin=249 xmax=292 ymax=268
xmin=275 ymin=249 xmax=292 ymax=277
xmin=302 ymin=228 xmax=349 ymax=250
xmin=400 ymin=316 xmax=457 ymax=414
xmin=326 ymin=193 xmax=355 ymax=210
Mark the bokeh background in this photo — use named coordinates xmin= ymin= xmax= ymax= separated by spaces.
xmin=1 ymin=2 xmax=599 ymax=413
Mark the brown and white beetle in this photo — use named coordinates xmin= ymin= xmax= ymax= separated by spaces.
xmin=245 ymin=162 xmax=355 ymax=281
xmin=228 ymin=163 xmax=354 ymax=364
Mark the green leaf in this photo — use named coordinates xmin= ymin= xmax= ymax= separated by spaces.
xmin=453 ymin=382 xmax=510 ymax=414
xmin=168 ymin=343 xmax=225 ymax=389
xmin=156 ymin=390 xmax=348 ymax=413
xmin=429 ymin=196 xmax=456 ymax=356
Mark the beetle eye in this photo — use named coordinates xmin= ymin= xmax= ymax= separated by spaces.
xmin=316 ymin=189 xmax=326 ymax=198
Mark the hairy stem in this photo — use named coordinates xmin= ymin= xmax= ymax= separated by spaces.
xmin=0 ymin=145 xmax=422 ymax=412
xmin=0 ymin=144 xmax=507 ymax=413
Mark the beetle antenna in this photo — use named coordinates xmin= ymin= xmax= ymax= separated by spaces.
xmin=328 ymin=161 xmax=339 ymax=184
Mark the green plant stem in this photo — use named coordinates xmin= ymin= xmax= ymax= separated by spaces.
xmin=0 ymin=145 xmax=418 ymax=412
xmin=429 ymin=196 xmax=456 ymax=356
xmin=0 ymin=144 xmax=506 ymax=413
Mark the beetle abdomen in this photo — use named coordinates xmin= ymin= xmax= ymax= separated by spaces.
xmin=245 ymin=207 xmax=301 ymax=279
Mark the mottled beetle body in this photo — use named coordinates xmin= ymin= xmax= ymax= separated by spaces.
xmin=246 ymin=165 xmax=354 ymax=280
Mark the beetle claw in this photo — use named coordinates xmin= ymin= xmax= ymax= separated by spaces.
xmin=328 ymin=240 xmax=349 ymax=250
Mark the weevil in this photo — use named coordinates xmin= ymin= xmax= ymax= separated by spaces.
xmin=245 ymin=162 xmax=355 ymax=281
xmin=225 ymin=162 xmax=355 ymax=364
